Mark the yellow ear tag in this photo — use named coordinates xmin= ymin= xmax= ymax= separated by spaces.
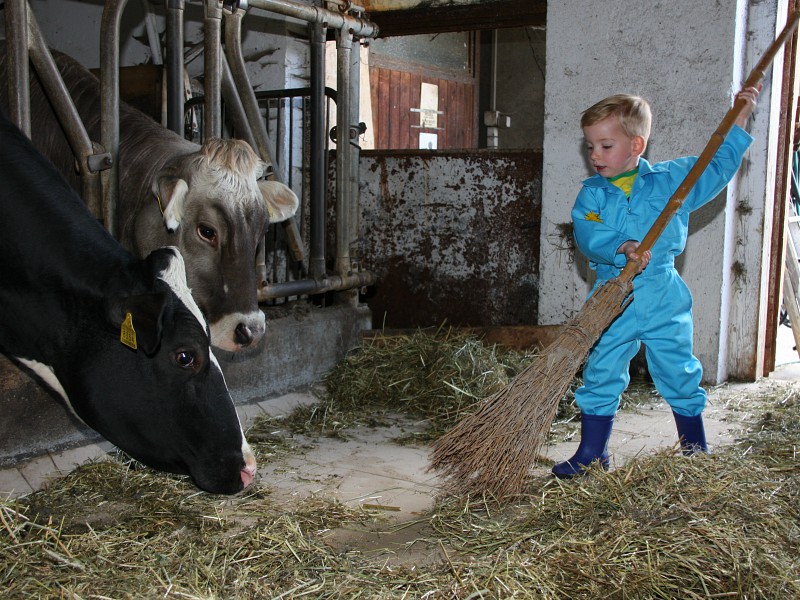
xmin=120 ymin=312 xmax=138 ymax=350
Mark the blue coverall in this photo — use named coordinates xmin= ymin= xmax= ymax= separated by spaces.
xmin=571 ymin=125 xmax=753 ymax=417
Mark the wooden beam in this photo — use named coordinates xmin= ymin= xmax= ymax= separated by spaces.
xmin=367 ymin=0 xmax=546 ymax=38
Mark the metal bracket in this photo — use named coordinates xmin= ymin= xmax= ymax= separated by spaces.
xmin=87 ymin=152 xmax=113 ymax=173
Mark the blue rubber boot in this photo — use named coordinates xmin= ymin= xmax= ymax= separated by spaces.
xmin=673 ymin=412 xmax=708 ymax=455
xmin=552 ymin=413 xmax=614 ymax=479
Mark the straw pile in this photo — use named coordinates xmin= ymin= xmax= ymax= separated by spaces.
xmin=1 ymin=333 xmax=798 ymax=598
xmin=265 ymin=328 xmax=541 ymax=442
xmin=254 ymin=328 xmax=655 ymax=445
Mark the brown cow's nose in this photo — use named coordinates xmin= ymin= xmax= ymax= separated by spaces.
xmin=234 ymin=323 xmax=254 ymax=347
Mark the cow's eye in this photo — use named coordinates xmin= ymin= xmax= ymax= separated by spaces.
xmin=175 ymin=350 xmax=196 ymax=369
xmin=197 ymin=224 xmax=217 ymax=245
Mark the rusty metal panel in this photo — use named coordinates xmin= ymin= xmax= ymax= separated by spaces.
xmin=356 ymin=149 xmax=542 ymax=328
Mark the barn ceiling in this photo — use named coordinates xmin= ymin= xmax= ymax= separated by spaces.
xmin=354 ymin=0 xmax=546 ymax=38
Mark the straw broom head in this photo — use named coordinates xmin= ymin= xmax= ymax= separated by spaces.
xmin=428 ymin=278 xmax=633 ymax=499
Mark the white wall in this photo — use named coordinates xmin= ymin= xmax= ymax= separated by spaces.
xmin=493 ymin=26 xmax=545 ymax=151
xmin=539 ymin=0 xmax=785 ymax=383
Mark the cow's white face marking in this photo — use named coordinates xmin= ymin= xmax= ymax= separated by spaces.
xmin=157 ymin=248 xmax=207 ymax=329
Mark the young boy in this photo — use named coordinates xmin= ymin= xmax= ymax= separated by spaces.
xmin=553 ymin=87 xmax=761 ymax=479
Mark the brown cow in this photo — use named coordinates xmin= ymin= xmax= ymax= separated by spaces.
xmin=0 ymin=45 xmax=298 ymax=352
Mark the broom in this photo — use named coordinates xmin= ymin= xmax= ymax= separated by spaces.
xmin=429 ymin=10 xmax=800 ymax=500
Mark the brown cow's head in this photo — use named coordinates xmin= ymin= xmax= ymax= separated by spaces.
xmin=149 ymin=139 xmax=298 ymax=352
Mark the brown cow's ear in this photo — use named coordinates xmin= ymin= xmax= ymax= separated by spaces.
xmin=154 ymin=177 xmax=189 ymax=232
xmin=259 ymin=180 xmax=299 ymax=223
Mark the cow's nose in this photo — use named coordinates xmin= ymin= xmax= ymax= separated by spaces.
xmin=240 ymin=452 xmax=257 ymax=489
xmin=234 ymin=323 xmax=254 ymax=347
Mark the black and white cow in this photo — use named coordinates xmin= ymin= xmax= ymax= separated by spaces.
xmin=0 ymin=109 xmax=256 ymax=495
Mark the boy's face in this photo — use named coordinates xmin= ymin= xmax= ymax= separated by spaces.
xmin=583 ymin=116 xmax=645 ymax=179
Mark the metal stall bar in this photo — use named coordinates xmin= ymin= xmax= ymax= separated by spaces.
xmin=165 ymin=0 xmax=185 ymax=135
xmin=204 ymin=0 xmax=223 ymax=140
xmin=347 ymin=32 xmax=363 ymax=306
xmin=242 ymin=0 xmax=377 ymax=291
xmin=334 ymin=28 xmax=353 ymax=283
xmin=5 ymin=0 xmax=30 ymax=135
xmin=99 ymin=0 xmax=127 ymax=237
xmin=223 ymin=6 xmax=307 ymax=269
xmin=26 ymin=12 xmax=110 ymax=218
xmin=222 ymin=7 xmax=279 ymax=173
xmin=4 ymin=0 xmax=110 ymax=219
xmin=309 ymin=22 xmax=326 ymax=280
xmin=100 ymin=0 xmax=182 ymax=232
xmin=221 ymin=56 xmax=257 ymax=149
xmin=246 ymin=0 xmax=377 ymax=37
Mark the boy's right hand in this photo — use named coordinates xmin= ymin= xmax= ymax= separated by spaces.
xmin=617 ymin=240 xmax=652 ymax=273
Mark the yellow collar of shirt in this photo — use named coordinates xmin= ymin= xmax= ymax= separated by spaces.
xmin=608 ymin=167 xmax=639 ymax=198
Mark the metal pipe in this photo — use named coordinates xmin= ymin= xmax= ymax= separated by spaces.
xmin=246 ymin=0 xmax=378 ymax=38
xmin=5 ymin=0 xmax=30 ymax=135
xmin=27 ymin=11 xmax=109 ymax=218
xmin=334 ymin=28 xmax=353 ymax=278
xmin=203 ymin=0 xmax=223 ymax=140
xmin=224 ymin=7 xmax=307 ymax=267
xmin=348 ymin=36 xmax=361 ymax=260
xmin=257 ymin=269 xmax=376 ymax=302
xmin=309 ymin=21 xmax=326 ymax=279
xmin=221 ymin=55 xmax=256 ymax=148
xmin=100 ymin=0 xmax=128 ymax=236
xmin=166 ymin=0 xmax=185 ymax=135
xmin=140 ymin=0 xmax=163 ymax=65
xmin=224 ymin=9 xmax=278 ymax=168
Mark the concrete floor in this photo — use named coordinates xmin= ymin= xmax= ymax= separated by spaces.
xmin=2 ymin=325 xmax=799 ymax=513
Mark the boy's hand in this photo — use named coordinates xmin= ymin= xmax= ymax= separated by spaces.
xmin=618 ymin=240 xmax=652 ymax=273
xmin=734 ymin=84 xmax=762 ymax=128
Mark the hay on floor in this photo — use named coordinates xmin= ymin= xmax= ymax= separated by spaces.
xmin=1 ymin=334 xmax=798 ymax=598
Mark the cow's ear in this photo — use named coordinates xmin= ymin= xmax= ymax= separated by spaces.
xmin=259 ymin=180 xmax=299 ymax=223
xmin=109 ymin=293 xmax=167 ymax=356
xmin=154 ymin=177 xmax=189 ymax=233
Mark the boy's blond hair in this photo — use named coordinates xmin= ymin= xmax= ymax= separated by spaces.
xmin=581 ymin=94 xmax=652 ymax=141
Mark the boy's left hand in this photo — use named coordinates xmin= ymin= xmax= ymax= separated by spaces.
xmin=734 ymin=84 xmax=762 ymax=127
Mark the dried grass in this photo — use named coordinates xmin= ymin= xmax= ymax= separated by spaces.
xmin=1 ymin=334 xmax=798 ymax=598
xmin=253 ymin=328 xmax=655 ymax=446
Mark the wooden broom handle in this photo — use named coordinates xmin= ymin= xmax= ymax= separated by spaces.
xmin=618 ymin=8 xmax=800 ymax=283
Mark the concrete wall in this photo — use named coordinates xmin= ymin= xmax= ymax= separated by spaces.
xmin=493 ymin=26 xmax=546 ymax=151
xmin=539 ymin=0 xmax=786 ymax=383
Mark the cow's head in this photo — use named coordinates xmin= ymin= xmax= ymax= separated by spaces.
xmin=149 ymin=139 xmax=298 ymax=352
xmin=77 ymin=247 xmax=257 ymax=494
